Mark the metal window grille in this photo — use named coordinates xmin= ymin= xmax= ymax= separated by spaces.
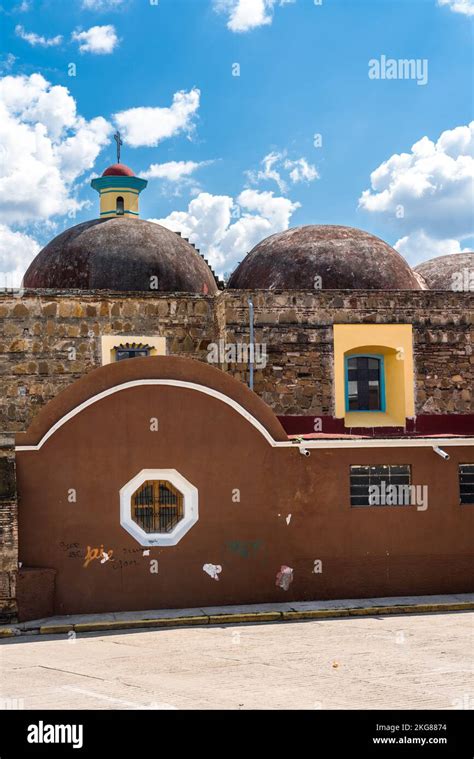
xmin=114 ymin=342 xmax=151 ymax=361
xmin=132 ymin=480 xmax=184 ymax=533
xmin=350 ymin=465 xmax=411 ymax=507
xmin=459 ymin=464 xmax=474 ymax=505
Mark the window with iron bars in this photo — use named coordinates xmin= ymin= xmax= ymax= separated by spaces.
xmin=350 ymin=464 xmax=411 ymax=507
xmin=132 ymin=480 xmax=184 ymax=533
xmin=114 ymin=342 xmax=152 ymax=361
xmin=459 ymin=464 xmax=474 ymax=505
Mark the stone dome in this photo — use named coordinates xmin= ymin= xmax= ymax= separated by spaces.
xmin=228 ymin=225 xmax=422 ymax=290
xmin=414 ymin=252 xmax=473 ymax=290
xmin=23 ymin=217 xmax=219 ymax=294
xmin=102 ymin=163 xmax=135 ymax=177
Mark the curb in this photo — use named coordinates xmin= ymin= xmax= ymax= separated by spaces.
xmin=8 ymin=600 xmax=466 ymax=638
xmin=0 ymin=628 xmax=17 ymax=638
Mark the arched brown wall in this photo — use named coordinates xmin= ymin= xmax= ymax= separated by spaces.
xmin=15 ymin=357 xmax=474 ymax=615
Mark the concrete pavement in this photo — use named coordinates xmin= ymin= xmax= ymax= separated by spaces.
xmin=0 ymin=608 xmax=472 ymax=710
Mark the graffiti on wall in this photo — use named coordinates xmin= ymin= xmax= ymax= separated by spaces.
xmin=225 ymin=539 xmax=263 ymax=558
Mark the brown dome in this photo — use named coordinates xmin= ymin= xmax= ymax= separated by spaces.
xmin=414 ymin=252 xmax=474 ymax=290
xmin=23 ymin=217 xmax=219 ymax=294
xmin=228 ymin=225 xmax=422 ymax=290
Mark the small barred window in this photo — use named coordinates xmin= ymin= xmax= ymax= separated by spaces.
xmin=114 ymin=342 xmax=151 ymax=361
xmin=132 ymin=480 xmax=184 ymax=533
xmin=350 ymin=465 xmax=411 ymax=507
xmin=459 ymin=464 xmax=474 ymax=505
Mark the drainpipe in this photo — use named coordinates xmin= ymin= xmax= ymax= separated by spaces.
xmin=248 ymin=298 xmax=254 ymax=391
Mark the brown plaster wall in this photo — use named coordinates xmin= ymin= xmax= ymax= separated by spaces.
xmin=17 ymin=567 xmax=55 ymax=622
xmin=15 ymin=358 xmax=474 ymax=617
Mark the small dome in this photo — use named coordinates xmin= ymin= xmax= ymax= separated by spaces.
xmin=23 ymin=217 xmax=219 ymax=294
xmin=414 ymin=252 xmax=474 ymax=290
xmin=102 ymin=163 xmax=135 ymax=177
xmin=228 ymin=225 xmax=422 ymax=290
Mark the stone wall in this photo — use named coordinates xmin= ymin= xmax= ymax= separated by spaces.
xmin=0 ymin=291 xmax=218 ymax=434
xmin=224 ymin=290 xmax=473 ymax=415
xmin=0 ymin=440 xmax=17 ymax=623
xmin=0 ymin=289 xmax=472 ymax=431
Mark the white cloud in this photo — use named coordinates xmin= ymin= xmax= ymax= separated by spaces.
xmin=72 ymin=25 xmax=119 ymax=54
xmin=15 ymin=25 xmax=63 ymax=48
xmin=56 ymin=117 xmax=115 ymax=183
xmin=247 ymin=151 xmax=318 ymax=192
xmin=359 ymin=122 xmax=474 ymax=263
xmin=151 ymin=188 xmax=299 ymax=273
xmin=284 ymin=157 xmax=318 ymax=184
xmin=214 ymin=0 xmax=295 ymax=33
xmin=82 ymin=0 xmax=124 ymax=8
xmin=141 ymin=160 xmax=211 ymax=182
xmin=247 ymin=152 xmax=287 ymax=192
xmin=0 ymin=54 xmax=16 ymax=74
xmin=114 ymin=89 xmax=200 ymax=148
xmin=437 ymin=0 xmax=474 ymax=17
xmin=395 ymin=230 xmax=471 ymax=265
xmin=0 ymin=224 xmax=40 ymax=289
xmin=0 ymin=73 xmax=112 ymax=225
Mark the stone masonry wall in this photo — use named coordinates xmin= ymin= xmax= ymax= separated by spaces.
xmin=0 ymin=291 xmax=218 ymax=434
xmin=0 ymin=440 xmax=17 ymax=623
xmin=0 ymin=289 xmax=472 ymax=430
xmin=223 ymin=290 xmax=473 ymax=416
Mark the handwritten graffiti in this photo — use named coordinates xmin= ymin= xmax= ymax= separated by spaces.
xmin=112 ymin=559 xmax=140 ymax=571
xmin=83 ymin=545 xmax=114 ymax=568
xmin=60 ymin=543 xmax=153 ymax=568
xmin=59 ymin=542 xmax=82 ymax=559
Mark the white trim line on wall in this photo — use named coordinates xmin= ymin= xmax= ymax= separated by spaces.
xmin=14 ymin=379 xmax=474 ymax=453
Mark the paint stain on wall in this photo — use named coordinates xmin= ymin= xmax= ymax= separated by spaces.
xmin=275 ymin=565 xmax=294 ymax=590
xmin=203 ymin=563 xmax=222 ymax=581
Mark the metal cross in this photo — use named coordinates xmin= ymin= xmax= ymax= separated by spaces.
xmin=114 ymin=131 xmax=123 ymax=163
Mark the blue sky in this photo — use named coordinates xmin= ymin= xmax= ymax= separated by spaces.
xmin=0 ymin=0 xmax=472 ymax=283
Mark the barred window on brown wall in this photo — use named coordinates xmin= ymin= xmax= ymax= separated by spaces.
xmin=350 ymin=465 xmax=411 ymax=507
xmin=459 ymin=464 xmax=474 ymax=505
xmin=132 ymin=480 xmax=184 ymax=533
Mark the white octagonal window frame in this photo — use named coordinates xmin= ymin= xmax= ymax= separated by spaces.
xmin=120 ymin=468 xmax=199 ymax=547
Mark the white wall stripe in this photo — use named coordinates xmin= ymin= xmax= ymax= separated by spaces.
xmin=14 ymin=378 xmax=474 ymax=453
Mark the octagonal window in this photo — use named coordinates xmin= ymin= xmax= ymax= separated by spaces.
xmin=120 ymin=469 xmax=198 ymax=547
xmin=132 ymin=480 xmax=184 ymax=534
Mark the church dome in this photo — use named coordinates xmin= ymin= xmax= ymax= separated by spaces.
xmin=414 ymin=252 xmax=474 ymax=290
xmin=23 ymin=217 xmax=219 ymax=294
xmin=228 ymin=225 xmax=422 ymax=290
xmin=102 ymin=163 xmax=135 ymax=177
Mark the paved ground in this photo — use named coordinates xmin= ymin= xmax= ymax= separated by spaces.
xmin=1 ymin=611 xmax=472 ymax=710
